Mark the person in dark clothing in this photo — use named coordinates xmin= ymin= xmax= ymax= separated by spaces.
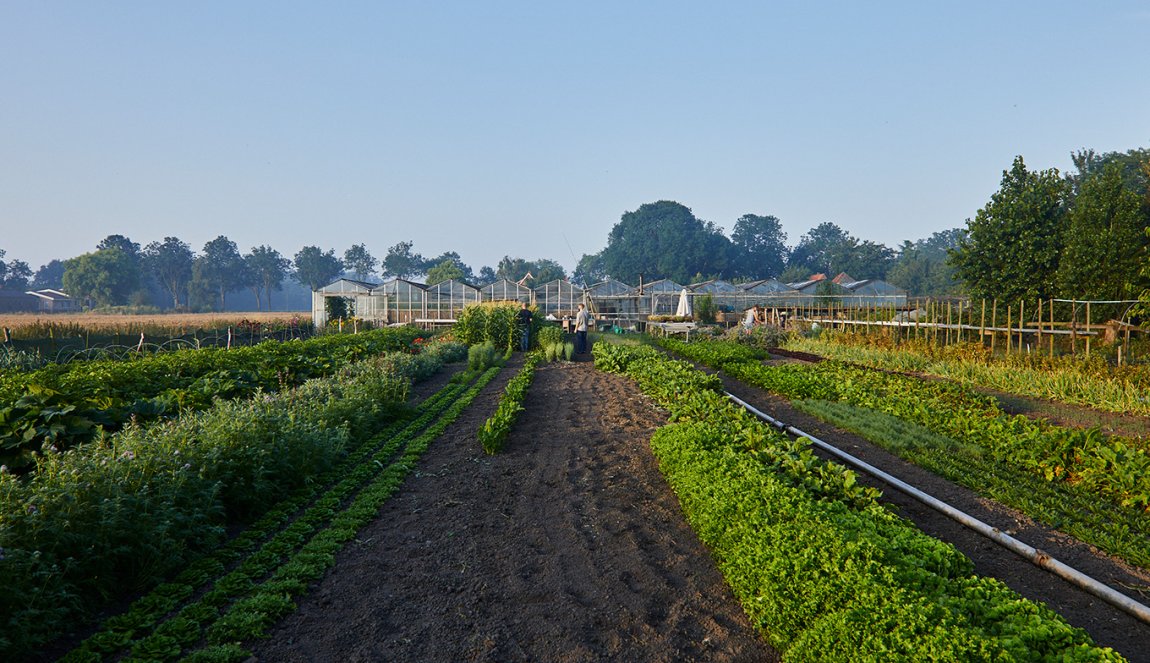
xmin=518 ymin=301 xmax=533 ymax=351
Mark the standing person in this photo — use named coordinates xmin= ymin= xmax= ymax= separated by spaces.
xmin=574 ymin=302 xmax=590 ymax=354
xmin=517 ymin=301 xmax=533 ymax=351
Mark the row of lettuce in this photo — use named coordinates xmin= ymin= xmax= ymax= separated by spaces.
xmin=0 ymin=333 xmax=468 ymax=660
xmin=593 ymin=341 xmax=1122 ymax=660
xmin=660 ymin=337 xmax=1150 ymax=570
xmin=0 ymin=327 xmax=428 ymax=471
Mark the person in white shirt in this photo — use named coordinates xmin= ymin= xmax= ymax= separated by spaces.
xmin=574 ymin=303 xmax=590 ymax=354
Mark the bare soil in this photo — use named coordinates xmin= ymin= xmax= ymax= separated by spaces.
xmin=252 ymin=354 xmax=779 ymax=662
xmin=249 ymin=346 xmax=1150 ymax=662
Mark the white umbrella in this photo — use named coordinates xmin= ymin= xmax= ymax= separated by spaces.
xmin=675 ymin=288 xmax=692 ymax=317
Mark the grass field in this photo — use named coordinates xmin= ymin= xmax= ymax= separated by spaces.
xmin=0 ymin=311 xmax=310 ymax=339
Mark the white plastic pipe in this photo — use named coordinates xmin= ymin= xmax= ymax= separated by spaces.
xmin=725 ymin=391 xmax=1150 ymax=626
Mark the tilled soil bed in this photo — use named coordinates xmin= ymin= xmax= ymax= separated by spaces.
xmin=252 ymin=356 xmax=779 ymax=662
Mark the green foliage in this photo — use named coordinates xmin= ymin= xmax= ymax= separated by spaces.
xmin=595 ymin=342 xmax=1118 ymax=659
xmin=730 ymin=213 xmax=787 ymax=280
xmin=425 ymin=258 xmax=465 ymax=285
xmin=950 ymin=156 xmax=1070 ymax=301
xmin=453 ymin=301 xmax=527 ymax=351
xmin=63 ymin=247 xmax=140 ymax=308
xmin=479 ymin=354 xmax=542 ymax=454
xmin=683 ymin=337 xmax=1150 ymax=568
xmin=536 ymin=324 xmax=563 ymax=348
xmin=0 ymin=327 xmax=429 ymax=471
xmin=600 ymin=200 xmax=733 ymax=283
xmin=292 ymin=246 xmax=343 ymax=291
xmin=468 ymin=341 xmax=501 ymax=371
xmin=695 ymin=294 xmax=716 ymax=324
xmin=886 ymin=229 xmax=966 ymax=296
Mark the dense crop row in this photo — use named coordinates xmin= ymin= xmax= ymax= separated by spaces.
xmin=660 ymin=337 xmax=1150 ymax=569
xmin=56 ymin=363 xmax=498 ymax=663
xmin=478 ymin=353 xmax=543 ymax=454
xmin=0 ymin=339 xmax=463 ymax=659
xmin=0 ymin=327 xmax=427 ymax=470
xmin=788 ymin=332 xmax=1150 ymax=416
xmin=593 ymin=341 xmax=1120 ymax=660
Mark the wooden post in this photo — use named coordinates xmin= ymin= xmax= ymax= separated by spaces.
xmin=991 ymin=299 xmax=997 ymax=352
xmin=1036 ymin=299 xmax=1043 ymax=351
xmin=1071 ymin=299 xmax=1077 ymax=355
xmin=980 ymin=300 xmax=986 ymax=347
xmin=1006 ymin=305 xmax=1012 ymax=354
xmin=1086 ymin=301 xmax=1091 ymax=357
xmin=1018 ymin=299 xmax=1025 ymax=353
xmin=947 ymin=301 xmax=953 ymax=345
xmin=1049 ymin=298 xmax=1055 ymax=358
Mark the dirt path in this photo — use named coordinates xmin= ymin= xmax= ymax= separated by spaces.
xmin=252 ymin=358 xmax=779 ymax=662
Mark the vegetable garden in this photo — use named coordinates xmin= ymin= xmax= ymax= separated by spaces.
xmin=2 ymin=312 xmax=1147 ymax=660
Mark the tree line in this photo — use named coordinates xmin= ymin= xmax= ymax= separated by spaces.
xmin=3 ymin=143 xmax=1144 ymax=310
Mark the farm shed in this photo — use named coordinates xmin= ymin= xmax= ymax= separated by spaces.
xmin=424 ymin=279 xmax=482 ymax=321
xmin=26 ymin=289 xmax=77 ymax=313
xmin=0 ymin=290 xmax=42 ymax=313
xmin=533 ymin=279 xmax=585 ymax=317
xmin=481 ymin=278 xmax=533 ymax=303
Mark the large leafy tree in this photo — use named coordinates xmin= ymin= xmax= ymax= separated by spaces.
xmin=730 ymin=214 xmax=787 ymax=279
xmin=422 ymin=251 xmax=474 ymax=283
xmin=62 ymin=248 xmax=139 ymax=307
xmin=1057 ymin=163 xmax=1148 ymax=301
xmin=786 ymin=222 xmax=859 ymax=277
xmin=343 ymin=244 xmax=378 ymax=282
xmin=476 ymin=266 xmax=497 ymax=286
xmin=31 ymin=259 xmax=66 ymax=290
xmin=425 ymin=259 xmax=465 ymax=285
xmin=381 ymin=241 xmax=424 ymax=279
xmin=573 ymin=252 xmax=606 ymax=286
xmin=496 ymin=257 xmax=566 ymax=285
xmin=600 ymin=200 xmax=732 ymax=283
xmin=294 ymin=246 xmax=344 ymax=291
xmin=194 ymin=236 xmax=247 ymax=311
xmin=887 ymin=229 xmax=966 ymax=296
xmin=950 ymin=156 xmax=1069 ymax=302
xmin=142 ymin=237 xmax=194 ymax=308
xmin=246 ymin=245 xmax=291 ymax=311
xmin=0 ymin=249 xmax=32 ymax=290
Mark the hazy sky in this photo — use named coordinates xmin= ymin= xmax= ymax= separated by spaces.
xmin=3 ymin=1 xmax=1148 ymax=275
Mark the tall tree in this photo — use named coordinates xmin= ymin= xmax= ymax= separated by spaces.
xmin=887 ymin=229 xmax=966 ymax=296
xmin=950 ymin=156 xmax=1069 ymax=301
xmin=496 ymin=257 xmax=567 ymax=284
xmin=246 ymin=245 xmax=291 ymax=311
xmin=142 ymin=237 xmax=194 ymax=308
xmin=294 ymin=246 xmax=344 ymax=291
xmin=0 ymin=249 xmax=32 ymax=290
xmin=381 ymin=241 xmax=424 ymax=279
xmin=573 ymin=252 xmax=606 ymax=286
xmin=731 ymin=214 xmax=788 ymax=279
xmin=599 ymin=200 xmax=732 ymax=283
xmin=343 ymin=244 xmax=378 ymax=282
xmin=96 ymin=234 xmax=141 ymax=260
xmin=195 ymin=236 xmax=246 ymax=311
xmin=31 ymin=259 xmax=66 ymax=290
xmin=786 ymin=222 xmax=858 ymax=277
xmin=425 ymin=259 xmax=465 ymax=285
xmin=1056 ymin=163 xmax=1147 ymax=301
xmin=422 ymin=251 xmax=474 ymax=282
xmin=62 ymin=248 xmax=139 ymax=307
xmin=476 ymin=266 xmax=497 ymax=286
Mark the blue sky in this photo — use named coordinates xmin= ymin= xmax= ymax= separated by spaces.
xmin=2 ymin=1 xmax=1148 ymax=275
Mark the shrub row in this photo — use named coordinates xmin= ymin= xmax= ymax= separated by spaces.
xmin=478 ymin=353 xmax=543 ymax=454
xmin=593 ymin=342 xmax=1119 ymax=660
xmin=58 ymin=364 xmax=496 ymax=663
xmin=454 ymin=302 xmax=535 ymax=351
xmin=0 ymin=327 xmax=429 ymax=470
xmin=0 ymin=340 xmax=464 ymax=659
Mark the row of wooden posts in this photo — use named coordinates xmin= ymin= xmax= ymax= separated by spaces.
xmin=779 ymin=297 xmax=1143 ymax=363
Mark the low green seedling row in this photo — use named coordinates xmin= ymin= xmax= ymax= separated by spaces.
xmin=478 ymin=353 xmax=543 ymax=454
xmin=594 ymin=342 xmax=1121 ymax=661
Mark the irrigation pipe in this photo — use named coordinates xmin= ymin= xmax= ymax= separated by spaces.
xmin=725 ymin=391 xmax=1150 ymax=627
